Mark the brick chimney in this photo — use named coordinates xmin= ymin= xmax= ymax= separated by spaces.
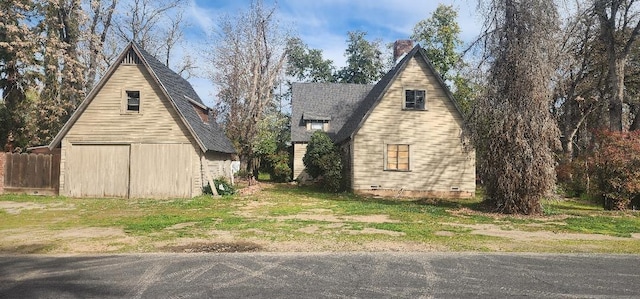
xmin=393 ymin=40 xmax=414 ymax=64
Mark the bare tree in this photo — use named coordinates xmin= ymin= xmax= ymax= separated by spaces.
xmin=83 ymin=0 xmax=117 ymax=91
xmin=206 ymin=0 xmax=289 ymax=176
xmin=594 ymin=0 xmax=640 ymax=131
xmin=554 ymin=1 xmax=608 ymax=160
xmin=470 ymin=0 xmax=561 ymax=214
xmin=112 ymin=0 xmax=185 ymax=65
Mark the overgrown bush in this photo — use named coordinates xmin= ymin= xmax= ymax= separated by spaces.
xmin=588 ymin=130 xmax=640 ymax=210
xmin=214 ymin=178 xmax=235 ymax=195
xmin=269 ymin=151 xmax=291 ymax=183
xmin=303 ymin=131 xmax=343 ymax=192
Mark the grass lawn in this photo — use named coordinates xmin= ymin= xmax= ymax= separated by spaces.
xmin=0 ymin=183 xmax=638 ymax=254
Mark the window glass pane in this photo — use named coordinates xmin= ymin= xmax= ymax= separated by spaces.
xmin=127 ymin=90 xmax=140 ymax=112
xmin=310 ymin=121 xmax=323 ymax=130
xmin=415 ymin=90 xmax=425 ymax=109
xmin=405 ymin=90 xmax=415 ymax=109
xmin=405 ymin=90 xmax=426 ymax=110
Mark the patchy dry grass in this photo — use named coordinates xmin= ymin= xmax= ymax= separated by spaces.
xmin=0 ymin=183 xmax=638 ymax=254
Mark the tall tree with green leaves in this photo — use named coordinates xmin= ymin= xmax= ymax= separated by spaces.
xmin=286 ymin=37 xmax=335 ymax=83
xmin=470 ymin=0 xmax=560 ymax=215
xmin=337 ymin=30 xmax=385 ymax=84
xmin=411 ymin=4 xmax=462 ymax=81
xmin=412 ymin=4 xmax=475 ymax=116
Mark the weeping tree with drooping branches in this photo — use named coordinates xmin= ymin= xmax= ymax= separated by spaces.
xmin=469 ymin=0 xmax=561 ymax=215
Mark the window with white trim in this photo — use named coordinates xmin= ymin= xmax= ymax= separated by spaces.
xmin=386 ymin=144 xmax=410 ymax=171
xmin=404 ymin=89 xmax=426 ymax=110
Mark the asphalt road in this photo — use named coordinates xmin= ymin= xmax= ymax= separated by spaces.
xmin=0 ymin=253 xmax=638 ymax=298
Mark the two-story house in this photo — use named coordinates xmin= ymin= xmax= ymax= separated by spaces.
xmin=291 ymin=41 xmax=475 ymax=198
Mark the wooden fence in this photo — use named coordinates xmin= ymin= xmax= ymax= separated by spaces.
xmin=0 ymin=152 xmax=60 ymax=195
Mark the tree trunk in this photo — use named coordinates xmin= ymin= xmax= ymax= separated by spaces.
xmin=608 ymin=58 xmax=626 ymax=131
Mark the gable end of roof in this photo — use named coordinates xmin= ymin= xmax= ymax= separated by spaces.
xmin=334 ymin=44 xmax=466 ymax=143
xmin=48 ymin=42 xmax=236 ymax=154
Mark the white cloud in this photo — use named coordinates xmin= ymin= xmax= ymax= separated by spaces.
xmin=182 ymin=0 xmax=484 ymax=106
xmin=187 ymin=0 xmax=215 ymax=33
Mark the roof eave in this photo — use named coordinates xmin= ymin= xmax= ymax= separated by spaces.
xmin=131 ymin=44 xmax=209 ymax=153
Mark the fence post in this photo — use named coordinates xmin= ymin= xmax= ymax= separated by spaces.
xmin=0 ymin=152 xmax=5 ymax=194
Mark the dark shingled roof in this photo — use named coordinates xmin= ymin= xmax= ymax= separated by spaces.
xmin=291 ymin=83 xmax=373 ymax=143
xmin=134 ymin=43 xmax=236 ymax=154
xmin=49 ymin=42 xmax=236 ymax=154
xmin=293 ymin=44 xmax=464 ymax=145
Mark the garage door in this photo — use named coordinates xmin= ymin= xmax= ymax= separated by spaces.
xmin=129 ymin=144 xmax=193 ymax=198
xmin=66 ymin=145 xmax=130 ymax=198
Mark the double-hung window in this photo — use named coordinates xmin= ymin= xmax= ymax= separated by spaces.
xmin=404 ymin=89 xmax=426 ymax=110
xmin=126 ymin=90 xmax=140 ymax=112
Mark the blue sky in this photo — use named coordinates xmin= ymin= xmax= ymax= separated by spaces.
xmin=183 ymin=0 xmax=484 ymax=106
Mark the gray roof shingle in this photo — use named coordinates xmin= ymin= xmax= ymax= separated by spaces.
xmin=291 ymin=83 xmax=373 ymax=143
xmin=48 ymin=42 xmax=236 ymax=154
xmin=293 ymin=44 xmax=464 ymax=145
xmin=134 ymin=43 xmax=236 ymax=154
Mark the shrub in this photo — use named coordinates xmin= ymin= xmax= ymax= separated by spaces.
xmin=202 ymin=183 xmax=214 ymax=195
xmin=303 ymin=131 xmax=343 ymax=192
xmin=202 ymin=178 xmax=236 ymax=196
xmin=588 ymin=130 xmax=640 ymax=210
xmin=269 ymin=151 xmax=291 ymax=182
xmin=214 ymin=178 xmax=236 ymax=196
xmin=556 ymin=157 xmax=591 ymax=198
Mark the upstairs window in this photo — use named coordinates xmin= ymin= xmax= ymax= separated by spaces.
xmin=309 ymin=121 xmax=324 ymax=131
xmin=404 ymin=89 xmax=426 ymax=110
xmin=127 ymin=90 xmax=140 ymax=112
xmin=386 ymin=144 xmax=410 ymax=171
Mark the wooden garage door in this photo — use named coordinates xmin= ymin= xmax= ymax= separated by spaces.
xmin=129 ymin=144 xmax=193 ymax=198
xmin=66 ymin=145 xmax=130 ymax=198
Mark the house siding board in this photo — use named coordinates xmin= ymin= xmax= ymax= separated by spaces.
xmin=135 ymin=44 xmax=236 ymax=154
xmin=65 ymin=64 xmax=194 ymax=144
xmin=293 ymin=143 xmax=308 ymax=180
xmin=352 ymin=56 xmax=475 ymax=194
xmin=203 ymin=152 xmax=233 ymax=183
